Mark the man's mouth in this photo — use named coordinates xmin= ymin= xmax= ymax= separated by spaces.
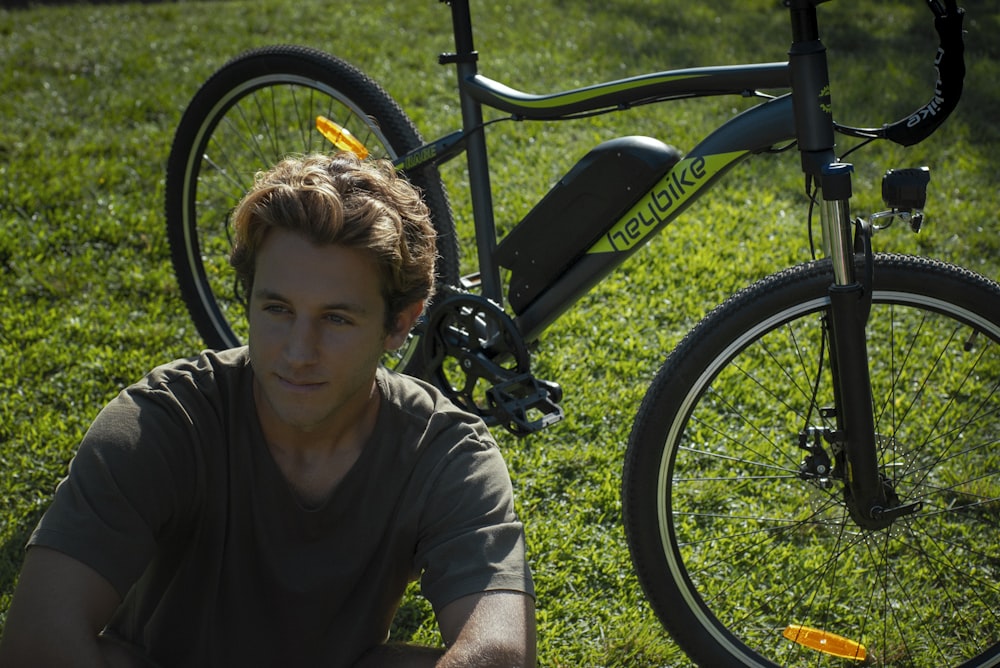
xmin=276 ymin=374 xmax=326 ymax=391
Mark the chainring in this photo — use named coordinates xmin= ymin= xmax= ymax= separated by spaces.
xmin=421 ymin=292 xmax=531 ymax=421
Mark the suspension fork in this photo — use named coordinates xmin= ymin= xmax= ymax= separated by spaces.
xmin=787 ymin=0 xmax=915 ymax=527
xmin=820 ymin=164 xmax=885 ymax=523
xmin=819 ymin=164 xmax=921 ymax=528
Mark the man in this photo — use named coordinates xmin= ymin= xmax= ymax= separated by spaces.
xmin=0 ymin=153 xmax=536 ymax=667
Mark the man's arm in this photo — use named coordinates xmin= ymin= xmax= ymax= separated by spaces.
xmin=0 ymin=546 xmax=147 ymax=668
xmin=436 ymin=590 xmax=536 ymax=667
xmin=354 ymin=590 xmax=536 ymax=668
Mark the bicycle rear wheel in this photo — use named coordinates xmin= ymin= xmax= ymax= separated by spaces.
xmin=165 ymin=45 xmax=458 ymax=371
xmin=624 ymin=254 xmax=1000 ymax=667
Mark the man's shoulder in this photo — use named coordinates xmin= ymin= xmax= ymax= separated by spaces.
xmin=378 ymin=367 xmax=468 ymax=418
xmin=138 ymin=347 xmax=249 ymax=395
xmin=376 ymin=368 xmax=494 ymax=446
xmin=105 ymin=347 xmax=251 ymax=427
xmin=377 ymin=367 xmax=437 ymax=408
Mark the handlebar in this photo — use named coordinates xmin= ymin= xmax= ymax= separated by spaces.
xmin=838 ymin=0 xmax=965 ymax=146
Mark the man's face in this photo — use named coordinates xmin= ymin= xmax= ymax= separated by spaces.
xmin=247 ymin=229 xmax=408 ymax=440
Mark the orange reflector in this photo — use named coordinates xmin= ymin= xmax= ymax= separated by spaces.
xmin=316 ymin=116 xmax=369 ymax=159
xmin=783 ymin=624 xmax=867 ymax=662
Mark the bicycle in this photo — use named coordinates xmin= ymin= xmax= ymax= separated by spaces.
xmin=163 ymin=0 xmax=1000 ymax=665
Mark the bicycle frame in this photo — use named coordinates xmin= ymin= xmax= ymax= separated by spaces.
xmin=160 ymin=0 xmax=980 ymax=660
xmin=411 ymin=0 xmax=901 ymax=526
xmin=504 ymin=95 xmax=795 ymax=342
xmin=403 ymin=1 xmax=826 ymax=343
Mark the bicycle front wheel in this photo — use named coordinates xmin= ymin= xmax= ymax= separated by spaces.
xmin=165 ymin=45 xmax=459 ymax=367
xmin=623 ymin=254 xmax=1000 ymax=667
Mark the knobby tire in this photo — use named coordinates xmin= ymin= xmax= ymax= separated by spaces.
xmin=164 ymin=45 xmax=458 ymax=375
xmin=624 ymin=254 xmax=1000 ymax=668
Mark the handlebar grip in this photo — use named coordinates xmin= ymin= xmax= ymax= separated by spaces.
xmin=883 ymin=1 xmax=965 ymax=146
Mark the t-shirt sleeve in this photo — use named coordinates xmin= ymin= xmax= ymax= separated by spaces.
xmin=28 ymin=387 xmax=200 ymax=598
xmin=414 ymin=431 xmax=535 ymax=613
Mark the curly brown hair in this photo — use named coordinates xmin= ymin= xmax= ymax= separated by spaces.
xmin=229 ymin=152 xmax=437 ymax=331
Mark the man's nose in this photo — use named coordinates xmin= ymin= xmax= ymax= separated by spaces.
xmin=284 ymin=317 xmax=320 ymax=365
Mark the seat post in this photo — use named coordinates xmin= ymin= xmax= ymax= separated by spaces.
xmin=442 ymin=0 xmax=476 ymax=60
xmin=440 ymin=0 xmax=504 ymax=302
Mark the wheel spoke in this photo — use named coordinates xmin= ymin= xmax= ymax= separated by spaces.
xmin=625 ymin=257 xmax=1000 ymax=666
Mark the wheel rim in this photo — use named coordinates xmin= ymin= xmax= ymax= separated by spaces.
xmin=179 ymin=74 xmax=401 ymax=349
xmin=659 ymin=288 xmax=1000 ymax=666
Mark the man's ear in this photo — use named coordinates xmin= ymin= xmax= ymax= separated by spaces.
xmin=385 ymin=300 xmax=425 ymax=351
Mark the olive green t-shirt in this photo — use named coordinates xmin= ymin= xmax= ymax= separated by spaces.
xmin=29 ymin=347 xmax=533 ymax=667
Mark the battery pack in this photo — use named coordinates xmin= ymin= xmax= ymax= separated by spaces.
xmin=496 ymin=136 xmax=682 ymax=313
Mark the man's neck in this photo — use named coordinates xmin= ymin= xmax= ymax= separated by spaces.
xmin=255 ymin=378 xmax=382 ymax=507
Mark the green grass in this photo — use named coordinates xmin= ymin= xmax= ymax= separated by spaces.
xmin=1 ymin=0 xmax=999 ymax=665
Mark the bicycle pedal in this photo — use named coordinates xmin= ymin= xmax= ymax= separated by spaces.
xmin=486 ymin=374 xmax=564 ymax=436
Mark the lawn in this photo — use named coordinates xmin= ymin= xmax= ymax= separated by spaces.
xmin=1 ymin=0 xmax=998 ymax=665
